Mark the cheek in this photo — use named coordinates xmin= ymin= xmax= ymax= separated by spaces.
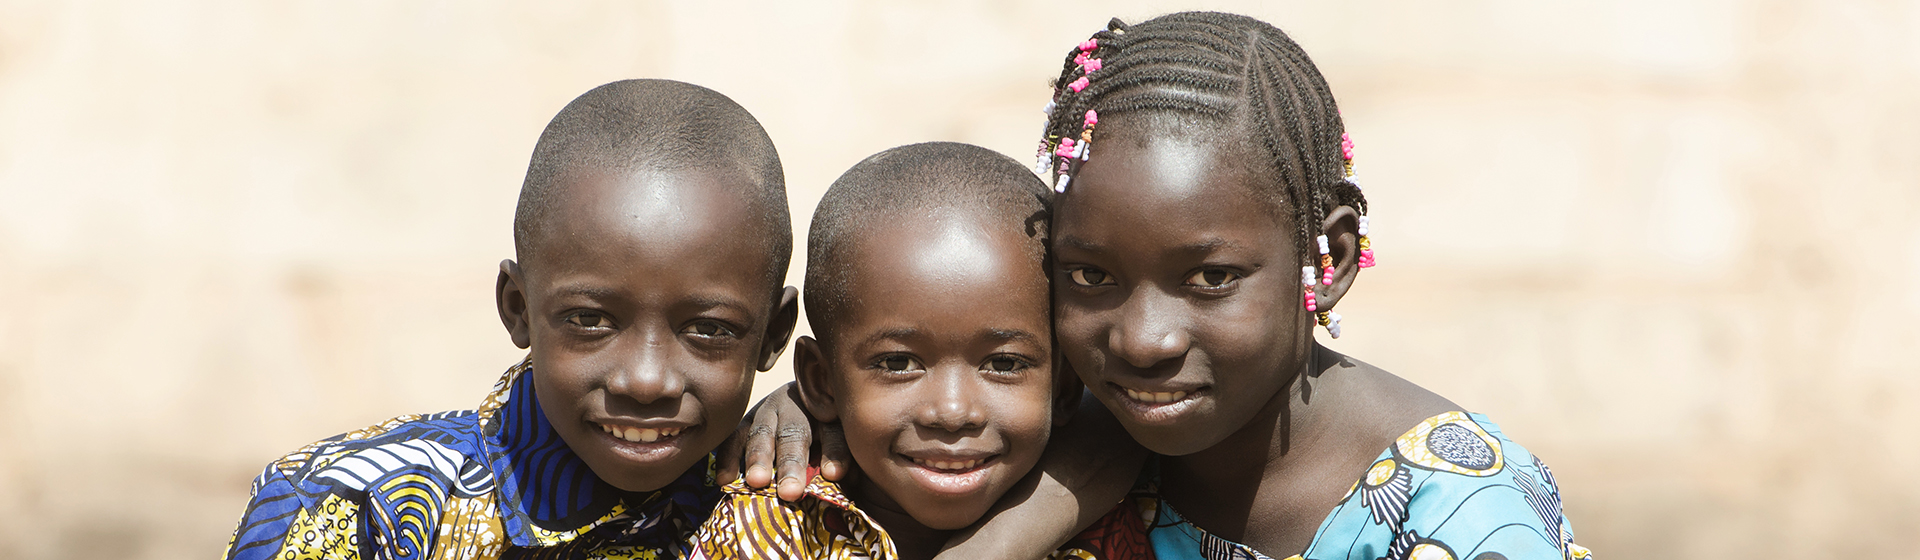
xmin=836 ymin=386 xmax=908 ymax=460
xmin=1054 ymin=303 xmax=1107 ymax=369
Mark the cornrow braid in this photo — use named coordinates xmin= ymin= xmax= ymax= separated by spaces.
xmin=1036 ymin=12 xmax=1372 ymax=310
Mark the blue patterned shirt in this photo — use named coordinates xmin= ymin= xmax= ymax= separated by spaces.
xmin=223 ymin=358 xmax=721 ymax=560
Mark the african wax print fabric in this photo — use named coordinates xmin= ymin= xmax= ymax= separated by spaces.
xmin=691 ymin=473 xmax=1155 ymax=560
xmin=223 ymin=358 xmax=723 ymax=560
xmin=1144 ymin=412 xmax=1593 ymax=560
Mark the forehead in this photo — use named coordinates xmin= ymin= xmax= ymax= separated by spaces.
xmin=835 ymin=212 xmax=1050 ymax=332
xmin=530 ymin=166 xmax=777 ymax=293
xmin=1068 ymin=121 xmax=1285 ymax=230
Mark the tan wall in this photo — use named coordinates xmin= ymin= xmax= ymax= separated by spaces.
xmin=1 ymin=1 xmax=1914 ymax=558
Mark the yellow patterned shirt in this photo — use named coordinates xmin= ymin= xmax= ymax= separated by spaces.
xmin=692 ymin=474 xmax=1155 ymax=560
xmin=222 ymin=358 xmax=722 ymax=560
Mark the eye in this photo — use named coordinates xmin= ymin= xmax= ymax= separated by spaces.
xmin=1068 ymin=267 xmax=1115 ymax=287
xmin=875 ymin=354 xmax=924 ymax=374
xmin=1185 ymin=269 xmax=1240 ymax=288
xmin=565 ymin=311 xmax=615 ymax=331
xmin=983 ymin=356 xmax=1027 ymax=374
xmin=684 ymin=321 xmax=738 ymax=338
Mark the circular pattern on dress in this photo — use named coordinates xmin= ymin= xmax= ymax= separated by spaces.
xmin=1366 ymin=459 xmax=1400 ymax=486
xmin=1426 ymin=424 xmax=1496 ymax=471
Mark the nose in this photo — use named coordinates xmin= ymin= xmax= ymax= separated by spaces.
xmin=605 ymin=330 xmax=686 ymax=404
xmin=1107 ymin=289 xmax=1191 ymax=369
xmin=917 ymin=367 xmax=986 ymax=432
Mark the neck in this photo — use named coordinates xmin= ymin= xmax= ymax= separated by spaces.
xmin=1160 ymin=343 xmax=1351 ymax=521
xmin=847 ymin=478 xmax=951 ymax=560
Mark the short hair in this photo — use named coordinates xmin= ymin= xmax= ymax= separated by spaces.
xmin=513 ymin=79 xmax=791 ymax=293
xmin=1038 ymin=12 xmax=1366 ymax=282
xmin=804 ymin=142 xmax=1052 ymax=344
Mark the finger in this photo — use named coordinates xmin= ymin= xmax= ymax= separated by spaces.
xmin=816 ymin=421 xmax=853 ymax=482
xmin=774 ymin=422 xmax=813 ymax=502
xmin=715 ymin=424 xmax=744 ymax=485
xmin=740 ymin=411 xmax=779 ymax=489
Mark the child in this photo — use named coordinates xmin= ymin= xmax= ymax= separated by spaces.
xmin=693 ymin=142 xmax=1153 ymax=560
xmin=223 ymin=79 xmax=806 ymax=560
xmin=985 ymin=12 xmax=1594 ymax=560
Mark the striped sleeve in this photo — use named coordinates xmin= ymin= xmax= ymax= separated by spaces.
xmin=693 ymin=489 xmax=812 ymax=560
xmin=223 ymin=465 xmax=311 ymax=560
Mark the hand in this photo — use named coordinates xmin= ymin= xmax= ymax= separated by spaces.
xmin=715 ymin=382 xmax=855 ymax=501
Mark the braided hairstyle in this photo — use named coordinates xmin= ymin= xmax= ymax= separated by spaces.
xmin=1037 ymin=12 xmax=1368 ymax=288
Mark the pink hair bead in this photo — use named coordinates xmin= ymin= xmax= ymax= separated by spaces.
xmin=1303 ymin=290 xmax=1318 ymax=311
xmin=1340 ymin=133 xmax=1355 ymax=160
xmin=1359 ymin=250 xmax=1376 ymax=268
xmin=1323 ymin=266 xmax=1336 ymax=285
xmin=1069 ymin=76 xmax=1090 ymax=92
xmin=1055 ymin=138 xmax=1076 ymax=158
xmin=1074 ymin=52 xmax=1089 ymax=65
xmin=1084 ymin=58 xmax=1103 ymax=72
xmin=1080 ymin=39 xmax=1098 ymax=51
xmin=1084 ymin=110 xmax=1099 ymax=127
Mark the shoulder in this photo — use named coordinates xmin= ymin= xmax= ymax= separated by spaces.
xmin=229 ymin=410 xmax=489 ymax=559
xmin=265 ymin=410 xmax=488 ymax=493
xmin=1334 ymin=412 xmax=1589 ymax=560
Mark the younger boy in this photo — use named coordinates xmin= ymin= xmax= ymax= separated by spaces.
xmin=692 ymin=142 xmax=1152 ymax=560
xmin=224 ymin=79 xmax=801 ymax=560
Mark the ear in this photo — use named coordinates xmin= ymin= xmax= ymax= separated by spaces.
xmin=496 ymin=259 xmax=532 ymax=349
xmin=1312 ymin=206 xmax=1363 ymax=311
xmin=756 ymin=286 xmax=800 ymax=372
xmin=790 ymin=336 xmax=840 ymax=422
xmin=1051 ymin=351 xmax=1084 ymax=428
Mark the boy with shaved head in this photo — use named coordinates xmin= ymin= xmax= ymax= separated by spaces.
xmin=692 ymin=142 xmax=1153 ymax=560
xmin=224 ymin=79 xmax=801 ymax=560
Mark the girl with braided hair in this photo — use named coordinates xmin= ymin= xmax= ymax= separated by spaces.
xmin=1002 ymin=12 xmax=1593 ymax=560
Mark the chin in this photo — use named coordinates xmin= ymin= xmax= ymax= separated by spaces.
xmin=908 ymin=501 xmax=992 ymax=531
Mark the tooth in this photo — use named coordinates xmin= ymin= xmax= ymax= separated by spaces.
xmin=617 ymin=428 xmax=635 ymax=442
xmin=638 ymin=429 xmax=660 ymax=443
xmin=1172 ymin=391 xmax=1187 ymax=400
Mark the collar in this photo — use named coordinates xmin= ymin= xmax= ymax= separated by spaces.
xmin=476 ymin=358 xmax=720 ymax=549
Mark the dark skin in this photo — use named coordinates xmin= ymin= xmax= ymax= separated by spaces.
xmin=495 ymin=165 xmax=799 ymax=493
xmin=791 ymin=213 xmax=1072 ymax=560
xmin=1047 ymin=118 xmax=1458 ymax=556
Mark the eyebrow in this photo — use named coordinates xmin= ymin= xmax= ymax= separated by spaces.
xmin=984 ymin=329 xmax=1039 ymax=343
xmin=551 ymin=284 xmax=622 ymax=300
xmin=1055 ymin=235 xmax=1241 ymax=254
xmin=861 ymin=327 xmax=921 ymax=347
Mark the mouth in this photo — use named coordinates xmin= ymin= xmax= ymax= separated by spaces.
xmin=1109 ymin=383 xmax=1205 ymax=424
xmin=907 ymin=456 xmax=989 ymax=471
xmin=898 ymin=453 xmax=999 ymax=495
xmin=596 ymin=423 xmax=686 ymax=444
xmin=1121 ymin=387 xmax=1189 ymax=404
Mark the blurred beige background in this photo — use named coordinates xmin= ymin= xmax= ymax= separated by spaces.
xmin=1 ymin=0 xmax=1915 ymax=558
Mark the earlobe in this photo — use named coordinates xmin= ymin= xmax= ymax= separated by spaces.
xmin=756 ymin=286 xmax=801 ymax=372
xmin=496 ymin=259 xmax=532 ymax=349
xmin=791 ymin=336 xmax=839 ymax=422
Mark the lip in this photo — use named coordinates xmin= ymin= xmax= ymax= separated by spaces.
xmin=895 ymin=452 xmax=1000 ymax=496
xmin=1106 ymin=382 xmax=1207 ymax=425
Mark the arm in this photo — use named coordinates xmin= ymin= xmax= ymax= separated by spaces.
xmin=935 ymin=389 xmax=1147 ymax=559
xmin=715 ymin=382 xmax=856 ymax=501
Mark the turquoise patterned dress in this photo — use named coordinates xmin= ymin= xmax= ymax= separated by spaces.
xmin=1143 ymin=412 xmax=1592 ymax=560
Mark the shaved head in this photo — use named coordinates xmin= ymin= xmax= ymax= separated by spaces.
xmin=514 ymin=79 xmax=790 ymax=290
xmin=805 ymin=142 xmax=1052 ymax=343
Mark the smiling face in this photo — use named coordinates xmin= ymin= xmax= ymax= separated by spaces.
xmin=1052 ymin=119 xmax=1316 ymax=457
xmin=505 ymin=166 xmax=787 ymax=492
xmin=799 ymin=212 xmax=1056 ymax=531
